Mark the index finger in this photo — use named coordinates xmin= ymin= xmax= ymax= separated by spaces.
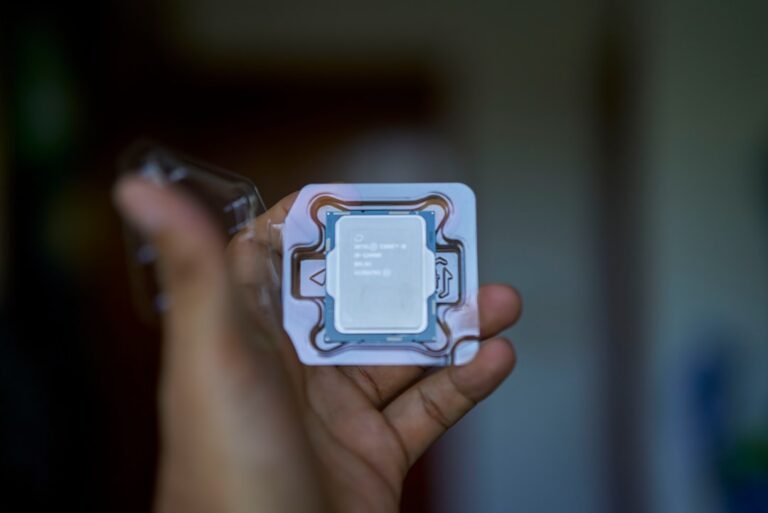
xmin=256 ymin=190 xmax=299 ymax=228
xmin=228 ymin=190 xmax=298 ymax=255
xmin=340 ymin=284 xmax=523 ymax=408
xmin=226 ymin=190 xmax=298 ymax=309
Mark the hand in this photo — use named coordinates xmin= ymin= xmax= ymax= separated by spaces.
xmin=114 ymin=177 xmax=522 ymax=513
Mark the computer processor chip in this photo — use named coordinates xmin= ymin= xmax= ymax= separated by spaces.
xmin=282 ymin=183 xmax=478 ymax=365
xmin=325 ymin=211 xmax=436 ymax=336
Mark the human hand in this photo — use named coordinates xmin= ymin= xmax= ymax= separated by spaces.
xmin=114 ymin=177 xmax=521 ymax=513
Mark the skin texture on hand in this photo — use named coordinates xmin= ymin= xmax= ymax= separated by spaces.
xmin=114 ymin=177 xmax=522 ymax=513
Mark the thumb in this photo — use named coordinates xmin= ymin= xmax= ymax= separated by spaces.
xmin=114 ymin=176 xmax=234 ymax=370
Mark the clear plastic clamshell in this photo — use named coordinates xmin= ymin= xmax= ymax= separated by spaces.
xmin=118 ymin=144 xmax=480 ymax=366
xmin=118 ymin=142 xmax=271 ymax=317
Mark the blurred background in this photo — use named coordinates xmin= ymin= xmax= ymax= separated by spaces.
xmin=2 ymin=0 xmax=768 ymax=512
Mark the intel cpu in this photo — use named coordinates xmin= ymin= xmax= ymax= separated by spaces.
xmin=282 ymin=183 xmax=479 ymax=366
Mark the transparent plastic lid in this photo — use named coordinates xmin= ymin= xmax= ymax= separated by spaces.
xmin=118 ymin=142 xmax=269 ymax=316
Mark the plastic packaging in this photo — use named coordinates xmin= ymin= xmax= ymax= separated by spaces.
xmin=282 ymin=183 xmax=480 ymax=365
xmin=118 ymin=143 xmax=271 ymax=316
xmin=119 ymin=145 xmax=480 ymax=365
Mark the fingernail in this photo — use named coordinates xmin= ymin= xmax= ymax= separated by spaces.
xmin=113 ymin=177 xmax=168 ymax=234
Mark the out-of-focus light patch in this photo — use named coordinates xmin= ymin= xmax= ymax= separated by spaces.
xmin=42 ymin=185 xmax=111 ymax=273
xmin=21 ymin=81 xmax=75 ymax=155
xmin=331 ymin=132 xmax=462 ymax=182
xmin=14 ymin=23 xmax=80 ymax=165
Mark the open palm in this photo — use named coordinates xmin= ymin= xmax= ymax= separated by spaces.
xmin=115 ymin=178 xmax=521 ymax=513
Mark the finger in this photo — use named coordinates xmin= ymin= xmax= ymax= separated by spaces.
xmin=339 ymin=365 xmax=425 ymax=408
xmin=226 ymin=191 xmax=303 ymax=377
xmin=340 ymin=285 xmax=522 ymax=408
xmin=479 ymin=284 xmax=522 ymax=338
xmin=227 ymin=191 xmax=298 ymax=301
xmin=114 ymin=177 xmax=247 ymax=371
xmin=227 ymin=223 xmax=305 ymax=394
xmin=233 ymin=191 xmax=298 ymax=253
xmin=225 ymin=192 xmax=295 ymax=323
xmin=382 ymin=337 xmax=516 ymax=466
xmin=263 ymin=190 xmax=299 ymax=225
